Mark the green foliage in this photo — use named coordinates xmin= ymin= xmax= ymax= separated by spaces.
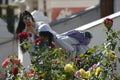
xmin=30 ymin=45 xmax=74 ymax=80
xmin=1 ymin=18 xmax=120 ymax=80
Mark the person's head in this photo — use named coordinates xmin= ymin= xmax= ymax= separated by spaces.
xmin=38 ymin=24 xmax=56 ymax=44
xmin=16 ymin=10 xmax=35 ymax=34
xmin=84 ymin=31 xmax=92 ymax=39
xmin=38 ymin=23 xmax=57 ymax=36
xmin=39 ymin=31 xmax=54 ymax=44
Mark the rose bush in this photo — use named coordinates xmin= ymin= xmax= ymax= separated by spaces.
xmin=18 ymin=31 xmax=32 ymax=53
xmin=0 ymin=55 xmax=22 ymax=80
xmin=0 ymin=18 xmax=120 ymax=80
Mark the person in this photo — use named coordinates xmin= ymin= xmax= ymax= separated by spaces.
xmin=16 ymin=10 xmax=39 ymax=69
xmin=16 ymin=10 xmax=38 ymax=40
xmin=38 ymin=31 xmax=56 ymax=48
xmin=60 ymin=30 xmax=92 ymax=57
xmin=37 ymin=23 xmax=92 ymax=60
xmin=31 ymin=10 xmax=55 ymax=48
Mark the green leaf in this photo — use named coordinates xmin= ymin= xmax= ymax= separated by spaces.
xmin=112 ymin=32 xmax=117 ymax=38
xmin=111 ymin=42 xmax=117 ymax=51
xmin=79 ymin=53 xmax=85 ymax=57
xmin=87 ymin=45 xmax=98 ymax=53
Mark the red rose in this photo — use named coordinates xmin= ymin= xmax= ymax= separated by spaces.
xmin=22 ymin=32 xmax=29 ymax=39
xmin=34 ymin=38 xmax=41 ymax=44
xmin=18 ymin=33 xmax=22 ymax=39
xmin=12 ymin=67 xmax=18 ymax=75
xmin=2 ymin=58 xmax=10 ymax=67
xmin=104 ymin=18 xmax=113 ymax=30
xmin=18 ymin=32 xmax=29 ymax=39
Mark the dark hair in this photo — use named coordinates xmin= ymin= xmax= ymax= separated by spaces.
xmin=39 ymin=31 xmax=54 ymax=45
xmin=85 ymin=31 xmax=92 ymax=39
xmin=16 ymin=10 xmax=35 ymax=34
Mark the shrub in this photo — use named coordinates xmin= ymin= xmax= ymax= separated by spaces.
xmin=1 ymin=18 xmax=120 ymax=80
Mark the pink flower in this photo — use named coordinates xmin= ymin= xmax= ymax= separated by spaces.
xmin=12 ymin=58 xmax=20 ymax=64
xmin=24 ymin=69 xmax=35 ymax=77
xmin=2 ymin=58 xmax=10 ymax=67
xmin=88 ymin=67 xmax=93 ymax=71
xmin=88 ymin=64 xmax=97 ymax=71
xmin=92 ymin=64 xmax=97 ymax=68
xmin=75 ymin=57 xmax=81 ymax=61
xmin=104 ymin=18 xmax=113 ymax=29
xmin=28 ymin=69 xmax=35 ymax=77
xmin=74 ymin=70 xmax=81 ymax=78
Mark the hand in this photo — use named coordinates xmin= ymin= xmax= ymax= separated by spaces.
xmin=25 ymin=21 xmax=32 ymax=27
xmin=25 ymin=22 xmax=37 ymax=35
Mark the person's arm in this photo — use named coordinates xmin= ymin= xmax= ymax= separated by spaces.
xmin=25 ymin=26 xmax=37 ymax=35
